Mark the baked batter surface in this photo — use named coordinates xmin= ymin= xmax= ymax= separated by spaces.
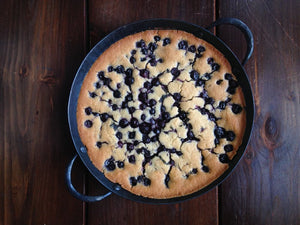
xmin=77 ymin=30 xmax=246 ymax=198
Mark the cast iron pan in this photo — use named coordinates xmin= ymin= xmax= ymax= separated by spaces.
xmin=66 ymin=18 xmax=254 ymax=204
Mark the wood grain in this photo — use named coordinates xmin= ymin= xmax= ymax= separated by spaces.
xmin=86 ymin=1 xmax=219 ymax=225
xmin=0 ymin=0 xmax=86 ymax=224
xmin=217 ymin=0 xmax=300 ymax=224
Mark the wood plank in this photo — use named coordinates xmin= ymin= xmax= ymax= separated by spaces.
xmin=0 ymin=1 xmax=86 ymax=224
xmin=86 ymin=1 xmax=218 ymax=225
xmin=217 ymin=0 xmax=300 ymax=224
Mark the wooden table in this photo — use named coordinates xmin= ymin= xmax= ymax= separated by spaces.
xmin=1 ymin=0 xmax=299 ymax=224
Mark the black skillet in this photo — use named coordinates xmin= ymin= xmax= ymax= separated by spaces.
xmin=66 ymin=18 xmax=254 ymax=204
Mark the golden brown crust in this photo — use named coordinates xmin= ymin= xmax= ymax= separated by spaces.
xmin=76 ymin=30 xmax=246 ymax=199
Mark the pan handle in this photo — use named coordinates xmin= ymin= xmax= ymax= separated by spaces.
xmin=206 ymin=17 xmax=254 ymax=66
xmin=65 ymin=155 xmax=112 ymax=202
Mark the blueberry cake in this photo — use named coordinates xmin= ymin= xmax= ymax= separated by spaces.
xmin=77 ymin=30 xmax=246 ymax=199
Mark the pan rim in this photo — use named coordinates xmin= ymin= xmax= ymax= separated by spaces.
xmin=67 ymin=18 xmax=254 ymax=204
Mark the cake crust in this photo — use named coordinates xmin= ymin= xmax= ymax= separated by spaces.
xmin=76 ymin=30 xmax=246 ymax=199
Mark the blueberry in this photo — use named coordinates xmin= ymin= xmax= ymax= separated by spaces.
xmin=143 ymin=81 xmax=151 ymax=89
xmin=100 ymin=113 xmax=109 ymax=122
xmin=179 ymin=111 xmax=188 ymax=122
xmin=162 ymin=112 xmax=170 ymax=120
xmin=192 ymin=168 xmax=198 ymax=174
xmin=229 ymin=79 xmax=239 ymax=89
xmin=138 ymin=92 xmax=148 ymax=103
xmin=131 ymin=49 xmax=136 ymax=55
xmin=149 ymin=108 xmax=156 ymax=115
xmin=116 ymin=131 xmax=123 ymax=139
xmin=190 ymin=70 xmax=200 ymax=80
xmin=226 ymin=131 xmax=236 ymax=141
xmin=148 ymin=99 xmax=157 ymax=107
xmin=199 ymin=107 xmax=207 ymax=115
xmin=128 ymin=131 xmax=136 ymax=139
xmin=117 ymin=161 xmax=124 ymax=168
xmin=143 ymin=177 xmax=151 ymax=186
xmin=224 ymin=73 xmax=233 ymax=80
xmin=130 ymin=177 xmax=137 ymax=186
xmin=119 ymin=118 xmax=129 ymax=128
xmin=84 ymin=120 xmax=93 ymax=128
xmin=130 ymin=118 xmax=139 ymax=128
xmin=115 ymin=65 xmax=124 ymax=74
xmin=89 ymin=92 xmax=97 ymax=98
xmin=188 ymin=45 xmax=196 ymax=53
xmin=215 ymin=79 xmax=222 ymax=85
xmin=142 ymin=135 xmax=151 ymax=144
xmin=96 ymin=142 xmax=102 ymax=148
xmin=197 ymin=45 xmax=206 ymax=52
xmin=127 ymin=143 xmax=134 ymax=151
xmin=118 ymin=141 xmax=123 ymax=148
xmin=224 ymin=144 xmax=234 ymax=152
xmin=95 ymin=82 xmax=101 ymax=89
xmin=125 ymin=76 xmax=134 ymax=86
xmin=85 ymin=107 xmax=92 ymax=115
xmin=187 ymin=130 xmax=195 ymax=139
xmin=151 ymin=135 xmax=158 ymax=142
xmin=178 ymin=40 xmax=188 ymax=50
xmin=113 ymin=90 xmax=121 ymax=98
xmin=125 ymin=68 xmax=133 ymax=76
xmin=204 ymin=73 xmax=211 ymax=80
xmin=196 ymin=79 xmax=205 ymax=87
xmin=141 ymin=57 xmax=147 ymax=62
xmin=205 ymin=97 xmax=214 ymax=105
xmin=162 ymin=38 xmax=171 ymax=46
xmin=104 ymin=157 xmax=115 ymax=171
xmin=202 ymin=165 xmax=209 ymax=173
xmin=214 ymin=138 xmax=220 ymax=145
xmin=136 ymin=39 xmax=146 ymax=48
xmin=207 ymin=57 xmax=214 ymax=64
xmin=211 ymin=63 xmax=220 ymax=71
xmin=154 ymin=35 xmax=161 ymax=41
xmin=103 ymin=78 xmax=111 ymax=86
xmin=161 ymin=105 xmax=166 ymax=112
xmin=171 ymin=93 xmax=181 ymax=102
xmin=214 ymin=126 xmax=226 ymax=139
xmin=128 ymin=155 xmax=136 ymax=163
xmin=218 ymin=101 xmax=226 ymax=110
xmin=232 ymin=104 xmax=242 ymax=114
xmin=176 ymin=151 xmax=183 ymax=156
xmin=125 ymin=93 xmax=133 ymax=102
xmin=171 ymin=67 xmax=180 ymax=77
xmin=141 ymin=48 xmax=148 ymax=55
xmin=219 ymin=153 xmax=229 ymax=163
xmin=107 ymin=66 xmax=113 ymax=72
xmin=148 ymin=42 xmax=157 ymax=52
xmin=97 ymin=71 xmax=105 ymax=79
xmin=151 ymin=77 xmax=160 ymax=86
xmin=121 ymin=101 xmax=128 ymax=109
xmin=141 ymin=114 xmax=146 ymax=121
xmin=157 ymin=119 xmax=166 ymax=128
xmin=128 ymin=106 xmax=135 ymax=114
xmin=139 ymin=122 xmax=151 ymax=134
xmin=149 ymin=58 xmax=157 ymax=67
xmin=139 ymin=103 xmax=146 ymax=110
xmin=130 ymin=56 xmax=136 ymax=64
xmin=140 ymin=69 xmax=150 ymax=78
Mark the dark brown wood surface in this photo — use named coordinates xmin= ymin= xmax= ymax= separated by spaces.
xmin=1 ymin=0 xmax=299 ymax=225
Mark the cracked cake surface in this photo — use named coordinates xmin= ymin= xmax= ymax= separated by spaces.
xmin=76 ymin=30 xmax=246 ymax=199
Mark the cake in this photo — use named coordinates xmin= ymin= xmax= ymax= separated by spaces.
xmin=76 ymin=30 xmax=246 ymax=199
